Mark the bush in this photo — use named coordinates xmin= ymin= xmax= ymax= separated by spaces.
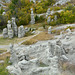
xmin=0 ymin=15 xmax=7 ymax=30
xmin=17 ymin=12 xmax=31 ymax=25
xmin=56 ymin=10 xmax=75 ymax=24
xmin=35 ymin=15 xmax=45 ymax=23
xmin=54 ymin=6 xmax=61 ymax=11
xmin=0 ymin=8 xmax=4 ymax=14
xmin=49 ymin=21 xmax=57 ymax=26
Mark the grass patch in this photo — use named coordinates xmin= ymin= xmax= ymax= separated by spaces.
xmin=0 ymin=52 xmax=10 ymax=75
xmin=0 ymin=34 xmax=35 ymax=45
xmin=22 ymin=32 xmax=54 ymax=45
xmin=39 ymin=62 xmax=49 ymax=67
xmin=0 ymin=49 xmax=7 ymax=54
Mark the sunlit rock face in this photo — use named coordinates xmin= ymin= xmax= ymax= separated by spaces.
xmin=6 ymin=29 xmax=75 ymax=75
xmin=54 ymin=0 xmax=71 ymax=6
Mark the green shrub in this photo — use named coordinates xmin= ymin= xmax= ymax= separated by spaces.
xmin=17 ymin=12 xmax=31 ymax=25
xmin=49 ymin=21 xmax=57 ymax=26
xmin=0 ymin=15 xmax=7 ymax=30
xmin=54 ymin=6 xmax=61 ymax=11
xmin=0 ymin=8 xmax=4 ymax=14
xmin=35 ymin=15 xmax=45 ymax=23
xmin=0 ymin=57 xmax=10 ymax=75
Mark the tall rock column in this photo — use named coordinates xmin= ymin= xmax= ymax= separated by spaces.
xmin=46 ymin=8 xmax=51 ymax=18
xmin=3 ymin=28 xmax=8 ymax=38
xmin=7 ymin=20 xmax=13 ymax=39
xmin=11 ymin=17 xmax=18 ymax=36
xmin=30 ymin=8 xmax=35 ymax=25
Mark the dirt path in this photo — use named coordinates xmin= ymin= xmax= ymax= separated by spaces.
xmin=0 ymin=31 xmax=41 ymax=50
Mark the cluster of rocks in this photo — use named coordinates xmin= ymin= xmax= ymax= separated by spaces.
xmin=45 ymin=8 xmax=57 ymax=24
xmin=3 ymin=18 xmax=18 ymax=38
xmin=3 ymin=17 xmax=35 ymax=39
xmin=6 ymin=29 xmax=75 ymax=75
xmin=47 ymin=15 xmax=57 ymax=24
xmin=54 ymin=0 xmax=71 ymax=6
xmin=6 ymin=28 xmax=75 ymax=75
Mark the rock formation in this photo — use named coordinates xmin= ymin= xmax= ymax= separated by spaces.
xmin=48 ymin=26 xmax=52 ymax=34
xmin=47 ymin=16 xmax=51 ymax=24
xmin=46 ymin=8 xmax=51 ymax=18
xmin=3 ymin=28 xmax=8 ymax=38
xmin=11 ymin=17 xmax=18 ymax=36
xmin=30 ymin=8 xmax=35 ymax=25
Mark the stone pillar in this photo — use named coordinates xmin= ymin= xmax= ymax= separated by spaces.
xmin=51 ymin=10 xmax=54 ymax=15
xmin=48 ymin=26 xmax=52 ymax=34
xmin=9 ymin=44 xmax=18 ymax=64
xmin=11 ymin=17 xmax=18 ymax=36
xmin=54 ymin=15 xmax=57 ymax=21
xmin=30 ymin=8 xmax=35 ymax=25
xmin=3 ymin=28 xmax=8 ymax=38
xmin=18 ymin=25 xmax=25 ymax=38
xmin=7 ymin=20 xmax=13 ymax=39
xmin=47 ymin=16 xmax=51 ymax=24
xmin=46 ymin=8 xmax=51 ymax=18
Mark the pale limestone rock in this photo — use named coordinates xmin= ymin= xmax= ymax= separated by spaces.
xmin=9 ymin=44 xmax=18 ymax=64
xmin=30 ymin=8 xmax=35 ymax=24
xmin=18 ymin=25 xmax=25 ymax=38
xmin=46 ymin=8 xmax=51 ymax=18
xmin=7 ymin=20 xmax=13 ymax=38
xmin=11 ymin=17 xmax=18 ymax=36
xmin=47 ymin=16 xmax=51 ymax=24
xmin=54 ymin=15 xmax=57 ymax=21
xmin=48 ymin=26 xmax=52 ymax=34
xmin=3 ymin=28 xmax=8 ymax=38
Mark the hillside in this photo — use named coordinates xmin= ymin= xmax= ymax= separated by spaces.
xmin=0 ymin=0 xmax=75 ymax=75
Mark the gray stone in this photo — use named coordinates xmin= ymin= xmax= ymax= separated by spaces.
xmin=18 ymin=25 xmax=25 ymax=38
xmin=7 ymin=20 xmax=13 ymax=38
xmin=54 ymin=15 xmax=57 ymax=21
xmin=46 ymin=8 xmax=51 ymax=18
xmin=11 ymin=17 xmax=18 ymax=36
xmin=3 ymin=28 xmax=8 ymax=38
xmin=9 ymin=44 xmax=18 ymax=64
xmin=30 ymin=8 xmax=35 ymax=24
xmin=47 ymin=16 xmax=51 ymax=24
xmin=48 ymin=26 xmax=52 ymax=34
xmin=6 ymin=64 xmax=22 ymax=75
xmin=25 ymin=27 xmax=29 ymax=33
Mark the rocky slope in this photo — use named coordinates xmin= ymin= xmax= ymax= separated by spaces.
xmin=6 ymin=27 xmax=75 ymax=75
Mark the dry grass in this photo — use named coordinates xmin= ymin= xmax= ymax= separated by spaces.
xmin=59 ymin=60 xmax=75 ymax=75
xmin=0 ymin=52 xmax=10 ymax=60
xmin=22 ymin=32 xmax=54 ymax=45
xmin=0 ymin=34 xmax=35 ymax=45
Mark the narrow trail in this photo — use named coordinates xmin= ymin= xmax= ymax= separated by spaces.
xmin=0 ymin=31 xmax=41 ymax=50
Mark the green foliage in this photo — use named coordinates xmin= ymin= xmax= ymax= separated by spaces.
xmin=12 ymin=0 xmax=19 ymax=5
xmin=57 ymin=10 xmax=75 ymax=24
xmin=0 ymin=15 xmax=7 ymax=30
xmin=35 ymin=15 xmax=45 ymax=23
xmin=54 ymin=6 xmax=61 ymax=11
xmin=17 ymin=12 xmax=31 ymax=25
xmin=0 ymin=57 xmax=10 ymax=75
xmin=0 ymin=8 xmax=4 ymax=14
xmin=49 ymin=21 xmax=57 ymax=26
